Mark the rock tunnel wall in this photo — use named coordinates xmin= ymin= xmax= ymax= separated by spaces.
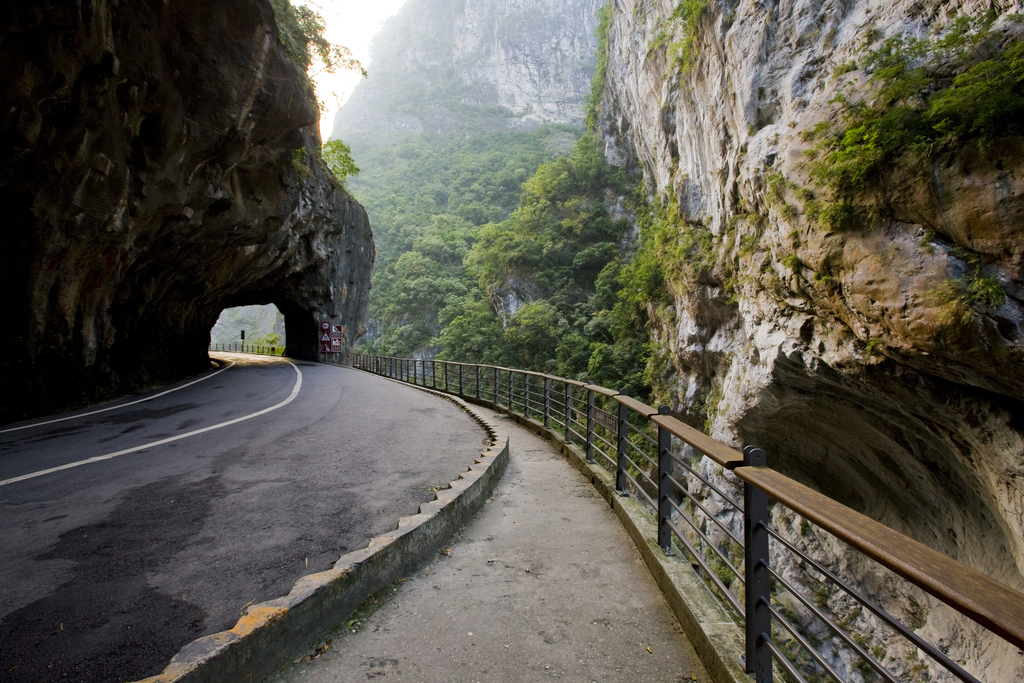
xmin=0 ymin=0 xmax=374 ymax=422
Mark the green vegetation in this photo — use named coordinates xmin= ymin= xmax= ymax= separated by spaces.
xmin=359 ymin=134 xmax=657 ymax=397
xmin=667 ymin=0 xmax=708 ymax=72
xmin=585 ymin=2 xmax=613 ymax=130
xmin=269 ymin=0 xmax=365 ymax=79
xmin=807 ymin=16 xmax=1024 ymax=216
xmin=320 ymin=139 xmax=359 ymax=186
xmin=648 ymin=0 xmax=708 ymax=73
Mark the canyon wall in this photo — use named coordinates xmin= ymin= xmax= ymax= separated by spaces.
xmin=332 ymin=0 xmax=602 ymax=144
xmin=0 ymin=0 xmax=374 ymax=421
xmin=599 ymin=0 xmax=1024 ymax=678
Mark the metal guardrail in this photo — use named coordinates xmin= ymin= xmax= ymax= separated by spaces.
xmin=353 ymin=354 xmax=1024 ymax=683
xmin=208 ymin=343 xmax=285 ymax=356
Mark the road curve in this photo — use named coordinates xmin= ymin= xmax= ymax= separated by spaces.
xmin=0 ymin=355 xmax=488 ymax=683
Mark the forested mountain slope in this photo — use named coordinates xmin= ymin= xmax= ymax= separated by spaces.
xmin=332 ymin=0 xmax=639 ymax=365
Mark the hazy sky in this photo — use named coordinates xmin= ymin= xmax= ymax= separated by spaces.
xmin=307 ymin=0 xmax=408 ymax=139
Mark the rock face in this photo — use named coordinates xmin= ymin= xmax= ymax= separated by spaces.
xmin=599 ymin=0 xmax=1024 ymax=677
xmin=0 ymin=0 xmax=374 ymax=421
xmin=332 ymin=0 xmax=603 ymax=142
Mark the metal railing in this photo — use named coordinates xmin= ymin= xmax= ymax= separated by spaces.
xmin=353 ymin=354 xmax=1024 ymax=683
xmin=208 ymin=343 xmax=285 ymax=356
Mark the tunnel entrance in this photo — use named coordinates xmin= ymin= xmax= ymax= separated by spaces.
xmin=211 ymin=305 xmax=286 ymax=349
xmin=208 ymin=299 xmax=324 ymax=361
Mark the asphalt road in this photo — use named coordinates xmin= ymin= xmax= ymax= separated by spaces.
xmin=0 ymin=354 xmax=488 ymax=683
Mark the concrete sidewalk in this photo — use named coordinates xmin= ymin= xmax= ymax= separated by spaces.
xmin=266 ymin=405 xmax=709 ymax=683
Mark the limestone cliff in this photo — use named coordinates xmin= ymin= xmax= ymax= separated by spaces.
xmin=332 ymin=0 xmax=603 ymax=143
xmin=0 ymin=0 xmax=374 ymax=421
xmin=599 ymin=0 xmax=1024 ymax=677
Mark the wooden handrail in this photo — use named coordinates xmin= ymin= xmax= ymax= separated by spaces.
xmin=735 ymin=466 xmax=1024 ymax=650
xmin=585 ymin=383 xmax=619 ymax=398
xmin=356 ymin=353 xmax=1024 ymax=663
xmin=613 ymin=394 xmax=658 ymax=417
xmin=650 ymin=413 xmax=744 ymax=469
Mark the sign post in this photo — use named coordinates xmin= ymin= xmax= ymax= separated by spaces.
xmin=319 ymin=321 xmax=331 ymax=355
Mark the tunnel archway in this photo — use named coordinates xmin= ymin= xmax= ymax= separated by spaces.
xmin=211 ymin=304 xmax=285 ymax=348
xmin=209 ymin=296 xmax=323 ymax=362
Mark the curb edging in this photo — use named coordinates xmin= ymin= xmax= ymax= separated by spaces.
xmin=135 ymin=381 xmax=507 ymax=683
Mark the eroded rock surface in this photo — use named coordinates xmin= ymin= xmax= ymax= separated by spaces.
xmin=0 ymin=0 xmax=373 ymax=421
xmin=599 ymin=0 xmax=1024 ymax=677
xmin=332 ymin=0 xmax=602 ymax=141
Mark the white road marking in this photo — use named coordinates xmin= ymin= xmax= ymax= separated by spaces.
xmin=0 ymin=360 xmax=238 ymax=435
xmin=0 ymin=359 xmax=303 ymax=488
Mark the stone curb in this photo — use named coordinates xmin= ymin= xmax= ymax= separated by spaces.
xmin=133 ymin=382 xmax=507 ymax=683
xmin=429 ymin=393 xmax=749 ymax=683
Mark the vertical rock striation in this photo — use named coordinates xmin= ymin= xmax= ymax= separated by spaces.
xmin=599 ymin=0 xmax=1024 ymax=676
xmin=332 ymin=0 xmax=603 ymax=142
xmin=0 ymin=0 xmax=374 ymax=421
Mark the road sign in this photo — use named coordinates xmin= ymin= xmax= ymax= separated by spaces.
xmin=330 ymin=325 xmax=343 ymax=339
xmin=321 ymin=343 xmax=332 ymax=353
xmin=321 ymin=321 xmax=330 ymax=331
xmin=320 ymin=332 xmax=331 ymax=343
xmin=331 ymin=338 xmax=341 ymax=350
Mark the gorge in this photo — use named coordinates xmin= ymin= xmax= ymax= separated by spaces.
xmin=1 ymin=0 xmax=1022 ymax=679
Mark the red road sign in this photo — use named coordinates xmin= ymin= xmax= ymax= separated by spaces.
xmin=321 ymin=343 xmax=332 ymax=353
xmin=321 ymin=321 xmax=330 ymax=331
xmin=331 ymin=339 xmax=341 ymax=350
xmin=330 ymin=325 xmax=343 ymax=339
xmin=320 ymin=332 xmax=331 ymax=343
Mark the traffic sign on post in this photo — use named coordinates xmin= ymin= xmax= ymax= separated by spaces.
xmin=321 ymin=343 xmax=332 ymax=353
xmin=321 ymin=321 xmax=330 ymax=331
xmin=331 ymin=338 xmax=341 ymax=350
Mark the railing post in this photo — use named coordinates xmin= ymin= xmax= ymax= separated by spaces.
xmin=586 ymin=389 xmax=595 ymax=462
xmin=524 ymin=374 xmax=531 ymax=418
xmin=459 ymin=364 xmax=464 ymax=395
xmin=543 ymin=377 xmax=551 ymax=429
xmin=444 ymin=362 xmax=449 ymax=392
xmin=508 ymin=370 xmax=513 ymax=408
xmin=743 ymin=445 xmax=772 ymax=683
xmin=657 ymin=405 xmax=673 ymax=554
xmin=493 ymin=367 xmax=498 ymax=402
xmin=616 ymin=397 xmax=629 ymax=494
xmin=565 ymin=383 xmax=573 ymax=443
xmin=476 ymin=366 xmax=481 ymax=400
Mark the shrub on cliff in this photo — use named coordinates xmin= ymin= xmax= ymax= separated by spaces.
xmin=808 ymin=16 xmax=1024 ymax=211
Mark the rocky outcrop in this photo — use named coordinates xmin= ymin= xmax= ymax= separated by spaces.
xmin=599 ymin=0 xmax=1024 ymax=677
xmin=0 ymin=0 xmax=374 ymax=421
xmin=332 ymin=0 xmax=603 ymax=142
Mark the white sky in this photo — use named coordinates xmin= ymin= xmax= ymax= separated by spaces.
xmin=305 ymin=0 xmax=408 ymax=139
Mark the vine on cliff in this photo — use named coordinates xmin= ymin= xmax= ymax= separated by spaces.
xmin=806 ymin=15 xmax=1024 ymax=222
xmin=585 ymin=2 xmax=613 ymax=130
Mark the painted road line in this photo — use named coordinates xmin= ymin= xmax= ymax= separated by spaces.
xmin=0 ymin=360 xmax=238 ymax=435
xmin=0 ymin=360 xmax=302 ymax=488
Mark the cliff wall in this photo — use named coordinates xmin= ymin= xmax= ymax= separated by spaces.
xmin=332 ymin=0 xmax=603 ymax=143
xmin=599 ymin=0 xmax=1024 ymax=677
xmin=0 ymin=0 xmax=374 ymax=421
